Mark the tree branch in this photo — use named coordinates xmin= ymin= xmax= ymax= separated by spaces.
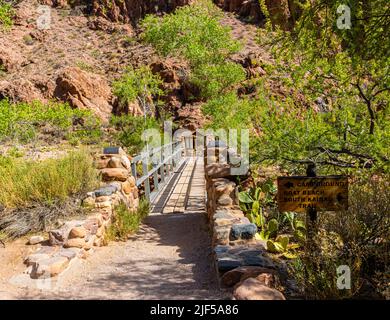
xmin=355 ymin=82 xmax=375 ymax=134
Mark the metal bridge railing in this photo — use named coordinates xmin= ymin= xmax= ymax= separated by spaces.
xmin=130 ymin=140 xmax=186 ymax=202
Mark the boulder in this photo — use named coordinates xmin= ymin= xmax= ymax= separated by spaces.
xmin=205 ymin=163 xmax=231 ymax=178
xmin=230 ymin=223 xmax=257 ymax=240
xmin=94 ymin=184 xmax=119 ymax=197
xmin=214 ymin=179 xmax=236 ymax=197
xmin=24 ymin=253 xmax=51 ymax=266
xmin=122 ymin=177 xmax=136 ymax=194
xmin=28 ymin=236 xmax=44 ymax=245
xmin=103 ymin=147 xmax=126 ymax=155
xmin=68 ymin=226 xmax=87 ymax=239
xmin=90 ymin=0 xmax=192 ymax=23
xmin=233 ymin=278 xmax=285 ymax=300
xmin=95 ymin=158 xmax=110 ymax=169
xmin=54 ymin=67 xmax=113 ymax=123
xmin=64 ymin=238 xmax=86 ymax=249
xmin=217 ymin=194 xmax=234 ymax=206
xmin=107 ymin=157 xmax=123 ymax=168
xmin=101 ymin=168 xmax=129 ymax=182
xmin=215 ymin=243 xmax=274 ymax=273
xmin=95 ymin=196 xmax=111 ymax=203
xmin=121 ymin=156 xmax=131 ymax=170
xmin=48 ymin=221 xmax=84 ymax=245
xmin=57 ymin=248 xmax=79 ymax=260
xmin=83 ymin=219 xmax=99 ymax=235
xmin=0 ymin=45 xmax=25 ymax=72
xmin=30 ymin=256 xmax=70 ymax=279
xmin=221 ymin=266 xmax=279 ymax=287
xmin=0 ymin=79 xmax=47 ymax=103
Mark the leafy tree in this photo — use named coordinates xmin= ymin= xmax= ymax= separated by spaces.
xmin=112 ymin=66 xmax=164 ymax=117
xmin=253 ymin=0 xmax=390 ymax=172
xmin=141 ymin=0 xmax=245 ymax=99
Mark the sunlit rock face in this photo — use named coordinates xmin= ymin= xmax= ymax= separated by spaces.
xmin=90 ymin=0 xmax=193 ymax=23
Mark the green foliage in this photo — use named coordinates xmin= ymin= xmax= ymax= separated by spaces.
xmin=141 ymin=0 xmax=244 ymax=99
xmin=253 ymin=1 xmax=390 ymax=173
xmin=141 ymin=0 xmax=240 ymax=65
xmin=239 ymin=179 xmax=303 ymax=258
xmin=0 ymin=99 xmax=102 ymax=144
xmin=112 ymin=66 xmax=164 ymax=113
xmin=0 ymin=0 xmax=14 ymax=31
xmin=107 ymin=198 xmax=150 ymax=241
xmin=0 ymin=150 xmax=99 ymax=208
xmin=239 ymin=179 xmax=276 ymax=228
xmin=202 ymin=92 xmax=256 ymax=130
xmin=110 ymin=115 xmax=162 ymax=155
xmin=251 ymin=102 xmax=390 ymax=173
xmin=256 ymin=218 xmax=279 ymax=240
xmin=191 ymin=63 xmax=245 ymax=100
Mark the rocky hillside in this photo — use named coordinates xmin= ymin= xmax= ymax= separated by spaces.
xmin=1 ymin=0 xmax=287 ymax=131
xmin=0 ymin=0 xmax=204 ymax=128
xmin=213 ymin=0 xmax=300 ymax=29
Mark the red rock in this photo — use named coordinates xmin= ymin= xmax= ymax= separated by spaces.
xmin=68 ymin=226 xmax=87 ymax=239
xmin=54 ymin=67 xmax=113 ymax=123
xmin=233 ymin=278 xmax=285 ymax=300
xmin=221 ymin=266 xmax=278 ymax=287
xmin=101 ymin=168 xmax=129 ymax=181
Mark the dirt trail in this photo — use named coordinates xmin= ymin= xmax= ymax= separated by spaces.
xmin=1 ymin=212 xmax=227 ymax=300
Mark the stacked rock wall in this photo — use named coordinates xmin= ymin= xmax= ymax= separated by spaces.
xmin=23 ymin=147 xmax=139 ymax=279
xmin=204 ymin=146 xmax=286 ymax=299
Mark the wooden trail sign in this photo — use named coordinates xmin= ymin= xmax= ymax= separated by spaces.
xmin=277 ymin=176 xmax=348 ymax=213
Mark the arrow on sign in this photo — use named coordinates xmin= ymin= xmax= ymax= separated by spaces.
xmin=337 ymin=193 xmax=345 ymax=203
xmin=284 ymin=181 xmax=294 ymax=188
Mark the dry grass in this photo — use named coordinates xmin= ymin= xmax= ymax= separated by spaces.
xmin=0 ymin=149 xmax=99 ymax=208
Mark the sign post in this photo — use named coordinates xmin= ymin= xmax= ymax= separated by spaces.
xmin=277 ymin=164 xmax=349 ymax=298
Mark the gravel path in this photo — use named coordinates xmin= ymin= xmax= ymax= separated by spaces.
xmin=6 ymin=212 xmax=227 ymax=300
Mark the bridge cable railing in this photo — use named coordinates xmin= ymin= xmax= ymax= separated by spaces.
xmin=131 ymin=140 xmax=189 ymax=202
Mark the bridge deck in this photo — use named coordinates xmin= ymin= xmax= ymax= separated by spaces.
xmin=151 ymin=157 xmax=205 ymax=215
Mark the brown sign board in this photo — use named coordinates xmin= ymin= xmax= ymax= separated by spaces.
xmin=277 ymin=176 xmax=348 ymax=213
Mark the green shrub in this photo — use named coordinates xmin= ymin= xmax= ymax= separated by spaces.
xmin=0 ymin=150 xmax=99 ymax=208
xmin=191 ymin=62 xmax=245 ymax=99
xmin=202 ymin=92 xmax=254 ymax=129
xmin=0 ymin=0 xmax=14 ymax=30
xmin=141 ymin=0 xmax=244 ymax=99
xmin=110 ymin=115 xmax=162 ymax=155
xmin=112 ymin=66 xmax=164 ymax=114
xmin=107 ymin=198 xmax=150 ymax=241
xmin=141 ymin=1 xmax=240 ymax=65
xmin=0 ymin=99 xmax=102 ymax=144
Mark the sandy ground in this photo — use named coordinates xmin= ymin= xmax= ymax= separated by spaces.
xmin=0 ymin=212 xmax=229 ymax=300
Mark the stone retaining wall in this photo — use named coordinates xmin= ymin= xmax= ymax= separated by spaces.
xmin=23 ymin=147 xmax=139 ymax=279
xmin=204 ymin=146 xmax=286 ymax=300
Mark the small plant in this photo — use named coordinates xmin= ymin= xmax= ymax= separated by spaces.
xmin=113 ymin=66 xmax=164 ymax=117
xmin=23 ymin=34 xmax=34 ymax=45
xmin=110 ymin=115 xmax=161 ymax=155
xmin=0 ymin=0 xmax=14 ymax=31
xmin=107 ymin=198 xmax=150 ymax=241
xmin=239 ymin=179 xmax=277 ymax=228
xmin=76 ymin=60 xmax=94 ymax=72
xmin=255 ymin=218 xmax=278 ymax=240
